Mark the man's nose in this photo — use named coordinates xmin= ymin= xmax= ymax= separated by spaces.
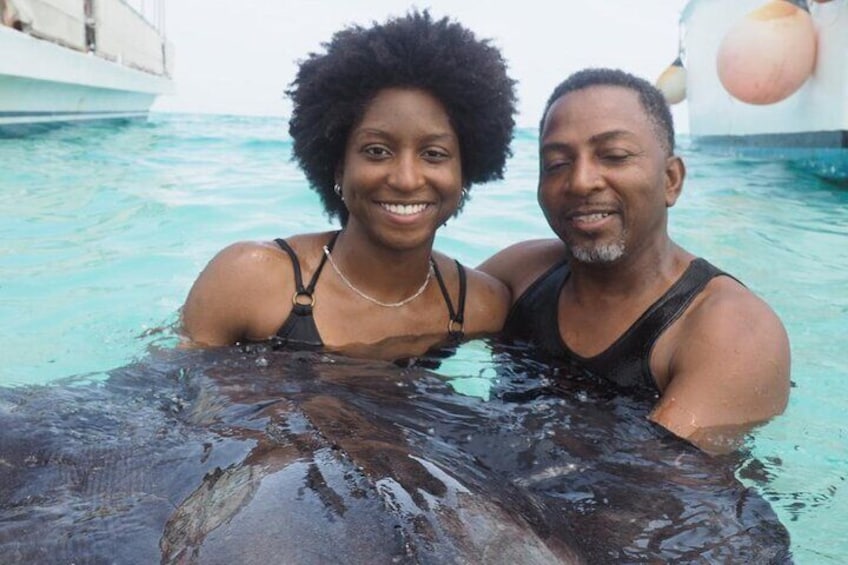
xmin=565 ymin=155 xmax=604 ymax=196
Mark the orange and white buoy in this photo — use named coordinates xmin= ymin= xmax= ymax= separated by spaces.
xmin=656 ymin=57 xmax=687 ymax=105
xmin=716 ymin=0 xmax=817 ymax=105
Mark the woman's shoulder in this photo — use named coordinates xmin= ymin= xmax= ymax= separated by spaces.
xmin=212 ymin=231 xmax=336 ymax=272
xmin=214 ymin=239 xmax=283 ymax=263
xmin=264 ymin=231 xmax=340 ymax=267
xmin=180 ymin=240 xmax=285 ymax=347
xmin=433 ymin=251 xmax=510 ymax=335
xmin=181 ymin=232 xmax=336 ymax=346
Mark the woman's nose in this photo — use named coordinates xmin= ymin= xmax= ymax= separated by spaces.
xmin=388 ymin=152 xmax=423 ymax=191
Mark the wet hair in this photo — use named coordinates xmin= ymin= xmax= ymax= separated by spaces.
xmin=540 ymin=68 xmax=675 ymax=155
xmin=287 ymin=10 xmax=517 ymax=224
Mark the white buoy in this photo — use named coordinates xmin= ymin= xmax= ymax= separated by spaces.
xmin=656 ymin=57 xmax=687 ymax=105
xmin=716 ymin=0 xmax=817 ymax=105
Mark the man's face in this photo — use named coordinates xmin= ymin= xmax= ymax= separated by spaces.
xmin=537 ymin=85 xmax=681 ymax=265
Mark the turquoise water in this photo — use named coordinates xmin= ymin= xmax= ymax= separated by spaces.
xmin=1 ymin=114 xmax=846 ymax=562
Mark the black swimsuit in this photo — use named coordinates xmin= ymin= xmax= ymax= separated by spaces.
xmin=271 ymin=232 xmax=467 ymax=350
xmin=504 ymin=258 xmax=732 ymax=392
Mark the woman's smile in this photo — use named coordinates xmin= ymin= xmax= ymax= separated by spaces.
xmin=379 ymin=201 xmax=431 ymax=216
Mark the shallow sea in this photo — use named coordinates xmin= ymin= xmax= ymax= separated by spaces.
xmin=1 ymin=114 xmax=846 ymax=562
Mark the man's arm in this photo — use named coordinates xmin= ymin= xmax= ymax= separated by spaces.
xmin=649 ymin=279 xmax=791 ymax=454
xmin=477 ymin=239 xmax=567 ymax=302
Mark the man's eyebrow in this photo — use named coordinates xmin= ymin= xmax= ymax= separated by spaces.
xmin=540 ymin=141 xmax=571 ymax=154
xmin=541 ymin=129 xmax=638 ymax=153
xmin=589 ymin=129 xmax=637 ymax=144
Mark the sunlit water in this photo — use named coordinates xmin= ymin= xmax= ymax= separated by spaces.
xmin=1 ymin=114 xmax=846 ymax=562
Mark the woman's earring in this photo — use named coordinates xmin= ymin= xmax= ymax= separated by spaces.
xmin=459 ymin=188 xmax=469 ymax=206
xmin=334 ymin=184 xmax=343 ymax=200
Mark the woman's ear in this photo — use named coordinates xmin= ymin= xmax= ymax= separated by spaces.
xmin=334 ymin=162 xmax=344 ymax=186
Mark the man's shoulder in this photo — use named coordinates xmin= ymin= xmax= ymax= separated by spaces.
xmin=478 ymin=239 xmax=567 ymax=299
xmin=650 ymin=269 xmax=790 ymax=453
xmin=670 ymin=267 xmax=790 ymax=393
xmin=691 ymin=273 xmax=783 ymax=333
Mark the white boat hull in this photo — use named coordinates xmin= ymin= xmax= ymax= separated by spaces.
xmin=0 ymin=24 xmax=172 ymax=127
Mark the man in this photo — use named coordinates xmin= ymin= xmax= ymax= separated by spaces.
xmin=480 ymin=68 xmax=790 ymax=454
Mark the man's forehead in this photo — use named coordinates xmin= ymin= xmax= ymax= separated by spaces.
xmin=549 ymin=85 xmax=640 ymax=117
xmin=542 ymin=87 xmax=644 ymax=137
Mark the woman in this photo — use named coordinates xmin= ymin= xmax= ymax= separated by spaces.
xmin=181 ymin=11 xmax=517 ymax=359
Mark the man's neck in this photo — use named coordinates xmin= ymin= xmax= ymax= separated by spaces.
xmin=565 ymin=240 xmax=690 ymax=304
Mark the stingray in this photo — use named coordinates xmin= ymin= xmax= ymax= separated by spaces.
xmin=0 ymin=346 xmax=791 ymax=564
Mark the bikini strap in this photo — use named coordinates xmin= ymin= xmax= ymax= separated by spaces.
xmin=274 ymin=231 xmax=340 ymax=306
xmin=432 ymin=259 xmax=466 ymax=340
xmin=308 ymin=231 xmax=338 ymax=293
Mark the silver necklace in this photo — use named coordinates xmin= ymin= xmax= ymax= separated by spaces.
xmin=322 ymin=245 xmax=434 ymax=308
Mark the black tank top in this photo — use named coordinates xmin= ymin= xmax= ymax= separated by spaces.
xmin=503 ymin=258 xmax=731 ymax=392
xmin=272 ymin=233 xmax=467 ymax=350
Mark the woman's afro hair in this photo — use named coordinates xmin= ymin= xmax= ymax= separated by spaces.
xmin=287 ymin=10 xmax=517 ymax=223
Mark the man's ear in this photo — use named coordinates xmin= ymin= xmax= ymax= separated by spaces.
xmin=664 ymin=155 xmax=685 ymax=207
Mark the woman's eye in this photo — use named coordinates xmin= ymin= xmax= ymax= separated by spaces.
xmin=363 ymin=146 xmax=391 ymax=158
xmin=423 ymin=149 xmax=449 ymax=161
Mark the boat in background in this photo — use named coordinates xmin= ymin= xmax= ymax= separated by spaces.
xmin=658 ymin=0 xmax=847 ymax=181
xmin=0 ymin=0 xmax=173 ymax=133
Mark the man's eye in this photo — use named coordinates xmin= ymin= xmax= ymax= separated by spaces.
xmin=601 ymin=152 xmax=630 ymax=162
xmin=543 ymin=160 xmax=570 ymax=172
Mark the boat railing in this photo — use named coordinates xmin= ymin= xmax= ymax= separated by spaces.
xmin=1 ymin=0 xmax=173 ymax=78
xmin=120 ymin=0 xmax=165 ymax=36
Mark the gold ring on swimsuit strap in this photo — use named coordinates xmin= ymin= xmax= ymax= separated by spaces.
xmin=448 ymin=319 xmax=464 ymax=334
xmin=292 ymin=291 xmax=316 ymax=307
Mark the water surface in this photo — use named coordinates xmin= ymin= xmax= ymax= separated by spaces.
xmin=1 ymin=115 xmax=846 ymax=562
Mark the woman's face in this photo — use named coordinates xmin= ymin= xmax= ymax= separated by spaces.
xmin=338 ymin=87 xmax=463 ymax=253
